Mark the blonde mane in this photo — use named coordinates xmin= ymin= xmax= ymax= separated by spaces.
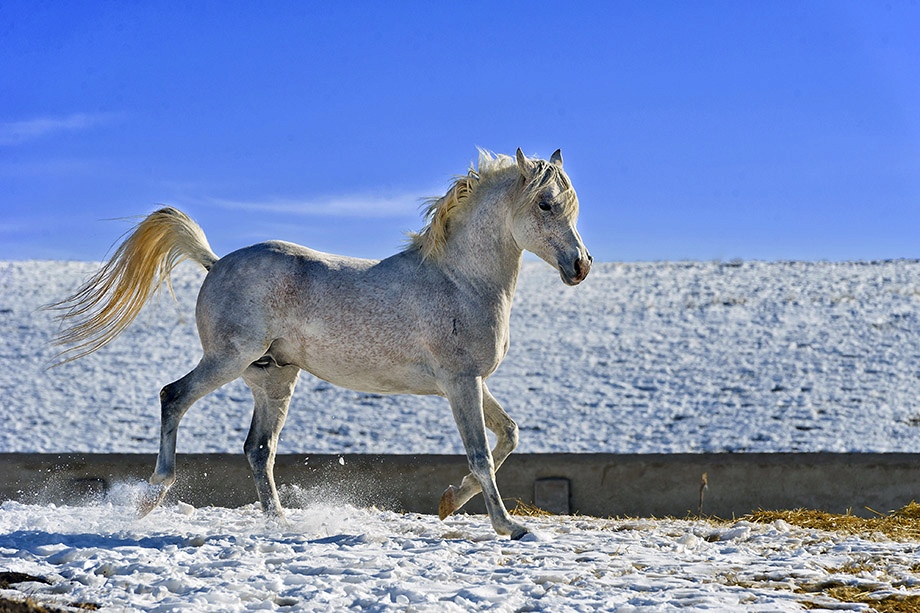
xmin=409 ymin=150 xmax=575 ymax=261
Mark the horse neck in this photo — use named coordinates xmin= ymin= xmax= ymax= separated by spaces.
xmin=438 ymin=177 xmax=524 ymax=299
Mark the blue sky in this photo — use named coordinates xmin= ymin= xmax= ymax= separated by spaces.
xmin=2 ymin=1 xmax=918 ymax=262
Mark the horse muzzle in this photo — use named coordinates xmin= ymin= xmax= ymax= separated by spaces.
xmin=559 ymin=251 xmax=593 ymax=286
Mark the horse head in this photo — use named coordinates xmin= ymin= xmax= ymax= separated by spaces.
xmin=512 ymin=148 xmax=592 ymax=286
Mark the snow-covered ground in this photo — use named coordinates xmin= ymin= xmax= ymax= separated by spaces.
xmin=2 ymin=259 xmax=919 ymax=454
xmin=3 ymin=494 xmax=920 ymax=613
xmin=2 ymin=258 xmax=920 ymax=612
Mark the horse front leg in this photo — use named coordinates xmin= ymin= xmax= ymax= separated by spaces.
xmin=439 ymin=382 xmax=518 ymax=520
xmin=442 ymin=376 xmax=527 ymax=539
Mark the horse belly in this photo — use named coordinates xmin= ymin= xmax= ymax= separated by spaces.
xmin=273 ymin=332 xmax=441 ymax=396
xmin=308 ymin=357 xmax=441 ymax=396
xmin=324 ymin=367 xmax=440 ymax=396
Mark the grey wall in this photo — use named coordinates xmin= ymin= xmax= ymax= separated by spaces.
xmin=3 ymin=453 xmax=919 ymax=519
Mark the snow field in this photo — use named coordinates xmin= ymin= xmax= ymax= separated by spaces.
xmin=2 ymin=259 xmax=919 ymax=455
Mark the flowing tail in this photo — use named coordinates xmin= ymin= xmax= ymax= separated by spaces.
xmin=47 ymin=207 xmax=219 ymax=365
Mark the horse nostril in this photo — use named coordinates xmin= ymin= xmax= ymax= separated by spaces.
xmin=574 ymin=255 xmax=591 ymax=279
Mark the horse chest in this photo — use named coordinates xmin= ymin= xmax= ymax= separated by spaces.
xmin=439 ymin=305 xmax=511 ymax=377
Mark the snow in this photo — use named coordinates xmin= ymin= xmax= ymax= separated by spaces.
xmin=2 ymin=259 xmax=920 ymax=454
xmin=2 ymin=258 xmax=920 ymax=611
xmin=3 ymin=495 xmax=918 ymax=612
xmin=510 ymin=259 xmax=920 ymax=455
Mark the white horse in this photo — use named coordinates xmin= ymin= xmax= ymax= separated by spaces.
xmin=50 ymin=148 xmax=591 ymax=538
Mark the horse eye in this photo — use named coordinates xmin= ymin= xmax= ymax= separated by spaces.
xmin=538 ymin=199 xmax=553 ymax=212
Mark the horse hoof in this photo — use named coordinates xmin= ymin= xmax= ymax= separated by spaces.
xmin=510 ymin=526 xmax=529 ymax=541
xmin=438 ymin=485 xmax=458 ymax=520
xmin=265 ymin=508 xmax=289 ymax=527
xmin=136 ymin=484 xmax=168 ymax=518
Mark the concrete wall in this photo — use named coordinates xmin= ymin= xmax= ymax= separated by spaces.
xmin=2 ymin=453 xmax=919 ymax=518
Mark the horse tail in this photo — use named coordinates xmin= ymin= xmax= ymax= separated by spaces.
xmin=47 ymin=207 xmax=219 ymax=366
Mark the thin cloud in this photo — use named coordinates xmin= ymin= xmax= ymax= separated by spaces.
xmin=205 ymin=189 xmax=440 ymax=219
xmin=0 ymin=112 xmax=119 ymax=146
xmin=0 ymin=221 xmax=27 ymax=235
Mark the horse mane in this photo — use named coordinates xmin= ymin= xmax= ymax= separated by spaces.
xmin=408 ymin=150 xmax=574 ymax=261
xmin=407 ymin=159 xmax=487 ymax=262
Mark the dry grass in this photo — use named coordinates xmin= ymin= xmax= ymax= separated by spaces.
xmin=801 ymin=586 xmax=920 ymax=612
xmin=509 ymin=499 xmax=554 ymax=517
xmin=512 ymin=502 xmax=920 ymax=612
xmin=744 ymin=503 xmax=920 ymax=612
xmin=0 ymin=595 xmax=65 ymax=613
xmin=0 ymin=596 xmax=99 ymax=613
xmin=744 ymin=501 xmax=920 ymax=541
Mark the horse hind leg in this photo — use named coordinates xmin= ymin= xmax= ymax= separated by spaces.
xmin=241 ymin=361 xmax=300 ymax=519
xmin=138 ymin=354 xmax=252 ymax=517
xmin=439 ymin=382 xmax=519 ymax=520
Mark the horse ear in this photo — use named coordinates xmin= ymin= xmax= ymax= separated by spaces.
xmin=550 ymin=149 xmax=563 ymax=168
xmin=516 ymin=148 xmax=535 ymax=177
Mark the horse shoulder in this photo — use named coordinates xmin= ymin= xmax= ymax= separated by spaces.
xmin=410 ymin=269 xmax=514 ymax=379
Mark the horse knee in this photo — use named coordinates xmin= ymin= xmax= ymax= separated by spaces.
xmin=492 ymin=417 xmax=518 ymax=454
xmin=505 ymin=419 xmax=519 ymax=451
xmin=466 ymin=450 xmax=495 ymax=479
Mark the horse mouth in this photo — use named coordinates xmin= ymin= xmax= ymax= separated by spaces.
xmin=559 ymin=255 xmax=592 ymax=286
xmin=561 ymin=271 xmax=585 ymax=286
